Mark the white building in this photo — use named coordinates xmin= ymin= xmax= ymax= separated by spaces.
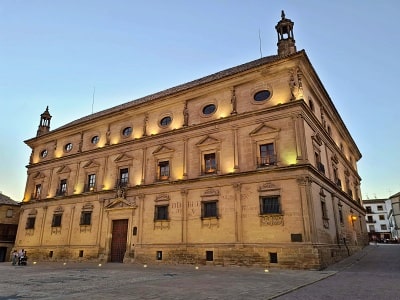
xmin=362 ymin=199 xmax=392 ymax=242
xmin=389 ymin=192 xmax=400 ymax=240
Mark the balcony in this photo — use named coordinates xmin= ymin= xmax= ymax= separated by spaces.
xmin=83 ymin=184 xmax=96 ymax=193
xmin=257 ymin=155 xmax=277 ymax=168
xmin=366 ymin=219 xmax=376 ymax=224
xmin=55 ymin=189 xmax=67 ymax=197
xmin=115 ymin=179 xmax=129 ymax=189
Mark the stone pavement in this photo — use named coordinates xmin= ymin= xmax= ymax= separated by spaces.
xmin=0 ymin=248 xmax=369 ymax=300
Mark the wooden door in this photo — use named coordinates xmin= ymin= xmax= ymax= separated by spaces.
xmin=110 ymin=219 xmax=128 ymax=263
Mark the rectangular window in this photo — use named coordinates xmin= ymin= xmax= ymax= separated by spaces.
xmin=260 ymin=196 xmax=280 ymax=214
xmin=156 ymin=251 xmax=163 ymax=260
xmin=377 ymin=205 xmax=383 ymax=211
xmin=381 ymin=224 xmax=388 ymax=231
xmin=269 ymin=252 xmax=278 ymax=263
xmin=119 ymin=168 xmax=129 ymax=187
xmin=202 ymin=201 xmax=218 ymax=218
xmin=206 ymin=251 xmax=214 ymax=261
xmin=365 ymin=206 xmax=372 ymax=213
xmin=57 ymin=179 xmax=67 ymax=196
xmin=338 ymin=205 xmax=344 ymax=224
xmin=155 ymin=205 xmax=169 ymax=221
xmin=368 ymin=225 xmax=375 ymax=232
xmin=80 ymin=211 xmax=92 ymax=225
xmin=52 ymin=214 xmax=62 ymax=227
xmin=85 ymin=174 xmax=96 ymax=192
xmin=26 ymin=217 xmax=36 ymax=229
xmin=379 ymin=215 xmax=385 ymax=220
xmin=6 ymin=209 xmax=13 ymax=218
xmin=259 ymin=143 xmax=276 ymax=166
xmin=204 ymin=153 xmax=216 ymax=174
xmin=34 ymin=184 xmax=42 ymax=199
xmin=321 ymin=200 xmax=328 ymax=219
xmin=367 ymin=216 xmax=374 ymax=222
xmin=158 ymin=161 xmax=170 ymax=180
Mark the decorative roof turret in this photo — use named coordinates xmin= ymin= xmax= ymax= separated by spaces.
xmin=36 ymin=106 xmax=52 ymax=136
xmin=275 ymin=10 xmax=297 ymax=56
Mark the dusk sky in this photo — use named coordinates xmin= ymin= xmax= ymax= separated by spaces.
xmin=1 ymin=1 xmax=399 ymax=202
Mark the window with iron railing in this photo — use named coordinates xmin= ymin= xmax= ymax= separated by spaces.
xmin=158 ymin=161 xmax=170 ymax=180
xmin=203 ymin=153 xmax=217 ymax=174
xmin=258 ymin=143 xmax=276 ymax=167
xmin=56 ymin=179 xmax=67 ymax=196
xmin=260 ymin=196 xmax=281 ymax=214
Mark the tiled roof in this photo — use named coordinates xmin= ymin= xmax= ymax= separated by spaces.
xmin=53 ymin=53 xmax=288 ymax=132
xmin=0 ymin=193 xmax=20 ymax=206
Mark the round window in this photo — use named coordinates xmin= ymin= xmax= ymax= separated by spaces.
xmin=40 ymin=149 xmax=48 ymax=158
xmin=253 ymin=90 xmax=271 ymax=102
xmin=160 ymin=116 xmax=172 ymax=127
xmin=91 ymin=135 xmax=99 ymax=144
xmin=202 ymin=104 xmax=216 ymax=115
xmin=122 ymin=127 xmax=132 ymax=137
xmin=64 ymin=143 xmax=73 ymax=152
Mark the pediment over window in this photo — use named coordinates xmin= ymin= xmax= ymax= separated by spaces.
xmin=258 ymin=182 xmax=280 ymax=192
xmin=82 ymin=203 xmax=94 ymax=211
xmin=57 ymin=165 xmax=71 ymax=174
xmin=196 ymin=135 xmax=220 ymax=147
xmin=83 ymin=160 xmax=100 ymax=169
xmin=312 ymin=133 xmax=323 ymax=146
xmin=104 ymin=197 xmax=137 ymax=210
xmin=250 ymin=124 xmax=279 ymax=137
xmin=28 ymin=208 xmax=38 ymax=216
xmin=33 ymin=171 xmax=46 ymax=180
xmin=201 ymin=188 xmax=220 ymax=197
xmin=155 ymin=193 xmax=170 ymax=202
xmin=54 ymin=206 xmax=64 ymax=213
xmin=114 ymin=153 xmax=133 ymax=163
xmin=152 ymin=145 xmax=174 ymax=155
xmin=331 ymin=154 xmax=339 ymax=164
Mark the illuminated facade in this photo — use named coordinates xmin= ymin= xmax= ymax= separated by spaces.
xmin=15 ymin=12 xmax=367 ymax=269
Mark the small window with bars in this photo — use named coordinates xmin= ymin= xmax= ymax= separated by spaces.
xmin=260 ymin=196 xmax=281 ymax=214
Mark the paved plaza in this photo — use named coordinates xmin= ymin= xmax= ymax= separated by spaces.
xmin=1 ymin=244 xmax=398 ymax=300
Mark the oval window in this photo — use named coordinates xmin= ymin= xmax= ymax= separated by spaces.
xmin=91 ymin=135 xmax=99 ymax=144
xmin=254 ymin=90 xmax=271 ymax=102
xmin=160 ymin=116 xmax=172 ymax=127
xmin=122 ymin=127 xmax=132 ymax=137
xmin=64 ymin=143 xmax=73 ymax=152
xmin=40 ymin=149 xmax=48 ymax=158
xmin=202 ymin=104 xmax=216 ymax=115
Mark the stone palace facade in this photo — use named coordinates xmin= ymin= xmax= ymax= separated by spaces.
xmin=15 ymin=12 xmax=367 ymax=269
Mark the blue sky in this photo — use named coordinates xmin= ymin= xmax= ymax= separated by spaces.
xmin=1 ymin=1 xmax=399 ymax=201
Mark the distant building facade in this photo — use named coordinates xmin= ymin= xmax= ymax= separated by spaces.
xmin=0 ymin=193 xmax=20 ymax=262
xmin=389 ymin=192 xmax=400 ymax=240
xmin=362 ymin=198 xmax=392 ymax=242
xmin=15 ymin=12 xmax=367 ymax=269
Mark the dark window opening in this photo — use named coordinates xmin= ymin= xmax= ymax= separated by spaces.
xmin=80 ymin=211 xmax=92 ymax=225
xmin=49 ymin=251 xmax=53 ymax=258
xmin=52 ymin=214 xmax=62 ymax=227
xmin=156 ymin=251 xmax=163 ymax=260
xmin=202 ymin=201 xmax=218 ymax=218
xmin=132 ymin=226 xmax=138 ymax=236
xmin=202 ymin=104 xmax=216 ymax=115
xmin=269 ymin=252 xmax=278 ymax=263
xmin=206 ymin=251 xmax=214 ymax=261
xmin=26 ymin=217 xmax=36 ymax=229
xmin=260 ymin=196 xmax=280 ymax=214
xmin=160 ymin=116 xmax=172 ymax=127
xmin=253 ymin=90 xmax=271 ymax=102
xmin=79 ymin=250 xmax=84 ymax=258
xmin=155 ymin=205 xmax=169 ymax=221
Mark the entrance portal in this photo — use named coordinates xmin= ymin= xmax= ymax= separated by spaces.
xmin=110 ymin=219 xmax=128 ymax=263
